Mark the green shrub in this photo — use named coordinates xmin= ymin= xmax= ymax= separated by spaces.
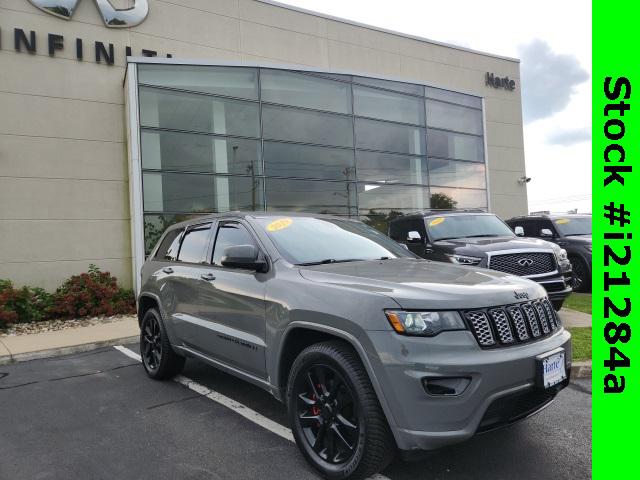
xmin=0 ymin=279 xmax=53 ymax=328
xmin=49 ymin=264 xmax=136 ymax=319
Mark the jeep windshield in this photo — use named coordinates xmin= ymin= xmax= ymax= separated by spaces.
xmin=254 ymin=216 xmax=413 ymax=265
xmin=427 ymin=214 xmax=515 ymax=241
xmin=552 ymin=216 xmax=592 ymax=236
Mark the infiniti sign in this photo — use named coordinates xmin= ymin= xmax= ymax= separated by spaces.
xmin=517 ymin=258 xmax=535 ymax=267
xmin=28 ymin=0 xmax=149 ymax=28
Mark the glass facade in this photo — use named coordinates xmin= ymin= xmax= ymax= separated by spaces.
xmin=136 ymin=64 xmax=487 ymax=251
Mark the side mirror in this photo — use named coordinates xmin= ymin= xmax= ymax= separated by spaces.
xmin=221 ymin=245 xmax=267 ymax=272
xmin=406 ymin=231 xmax=422 ymax=243
xmin=540 ymin=228 xmax=553 ymax=238
xmin=514 ymin=226 xmax=524 ymax=237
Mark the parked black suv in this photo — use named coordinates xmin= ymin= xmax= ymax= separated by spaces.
xmin=506 ymin=214 xmax=592 ymax=292
xmin=389 ymin=210 xmax=573 ymax=309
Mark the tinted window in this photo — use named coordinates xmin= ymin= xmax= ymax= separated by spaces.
xmin=143 ymin=172 xmax=264 ymax=213
xmin=426 ymin=101 xmax=483 ymax=135
xmin=426 ymin=215 xmax=513 ymax=241
xmin=357 ymin=183 xmax=430 ymax=215
xmin=427 ymin=129 xmax=484 ymax=162
xmin=255 ymin=217 xmax=411 ymax=264
xmin=138 ymin=65 xmax=259 ymax=99
xmin=263 ymin=142 xmax=355 ymax=181
xmin=261 ymin=70 xmax=352 ymax=114
xmin=265 ymin=178 xmax=357 ymax=215
xmin=354 ymin=86 xmax=425 ymax=125
xmin=155 ymin=229 xmax=183 ymax=261
xmin=177 ymin=224 xmax=211 ymax=263
xmin=389 ymin=219 xmax=425 ymax=241
xmin=139 ymin=87 xmax=260 ymax=138
xmin=262 ymin=105 xmax=353 ymax=147
xmin=430 ymin=187 xmax=488 ymax=209
xmin=141 ymin=130 xmax=261 ymax=175
xmin=212 ymin=223 xmax=256 ymax=266
xmin=354 ymin=76 xmax=423 ymax=96
xmin=553 ymin=217 xmax=592 ymax=236
xmin=424 ymin=87 xmax=482 ymax=109
xmin=355 ymin=118 xmax=426 ymax=155
xmin=428 ymin=159 xmax=486 ymax=189
xmin=356 ymin=151 xmax=427 ymax=185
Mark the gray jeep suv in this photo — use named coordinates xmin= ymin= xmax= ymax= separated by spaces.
xmin=138 ymin=212 xmax=571 ymax=480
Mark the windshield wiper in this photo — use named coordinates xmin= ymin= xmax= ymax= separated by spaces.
xmin=296 ymin=258 xmax=365 ymax=266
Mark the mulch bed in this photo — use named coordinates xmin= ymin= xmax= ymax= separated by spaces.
xmin=0 ymin=314 xmax=136 ymax=337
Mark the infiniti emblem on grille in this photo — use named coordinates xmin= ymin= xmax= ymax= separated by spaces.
xmin=517 ymin=258 xmax=534 ymax=267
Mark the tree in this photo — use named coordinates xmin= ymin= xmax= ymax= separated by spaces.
xmin=430 ymin=192 xmax=458 ymax=210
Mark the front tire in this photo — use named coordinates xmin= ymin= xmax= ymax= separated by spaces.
xmin=551 ymin=300 xmax=564 ymax=311
xmin=140 ymin=308 xmax=185 ymax=380
xmin=570 ymin=256 xmax=591 ymax=293
xmin=287 ymin=341 xmax=395 ymax=480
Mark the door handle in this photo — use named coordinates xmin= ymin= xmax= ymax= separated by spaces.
xmin=200 ymin=273 xmax=216 ymax=282
xmin=162 ymin=267 xmax=174 ymax=274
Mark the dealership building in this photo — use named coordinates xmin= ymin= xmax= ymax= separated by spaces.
xmin=0 ymin=0 xmax=527 ymax=291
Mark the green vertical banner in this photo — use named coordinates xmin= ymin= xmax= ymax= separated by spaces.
xmin=593 ymin=0 xmax=639 ymax=478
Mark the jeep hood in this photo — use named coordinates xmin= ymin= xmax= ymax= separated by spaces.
xmin=298 ymin=258 xmax=546 ymax=310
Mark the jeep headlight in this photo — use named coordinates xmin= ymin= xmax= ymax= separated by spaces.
xmin=385 ymin=310 xmax=466 ymax=336
xmin=446 ymin=254 xmax=482 ymax=266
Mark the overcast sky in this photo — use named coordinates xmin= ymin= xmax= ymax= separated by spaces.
xmin=281 ymin=0 xmax=592 ymax=214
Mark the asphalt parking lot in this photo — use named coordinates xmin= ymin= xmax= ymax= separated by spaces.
xmin=0 ymin=344 xmax=592 ymax=480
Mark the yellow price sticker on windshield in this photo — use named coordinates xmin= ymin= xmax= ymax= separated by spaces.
xmin=429 ymin=217 xmax=445 ymax=227
xmin=555 ymin=218 xmax=570 ymax=224
xmin=267 ymin=218 xmax=293 ymax=232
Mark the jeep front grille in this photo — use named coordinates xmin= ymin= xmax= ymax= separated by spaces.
xmin=465 ymin=311 xmax=496 ymax=347
xmin=464 ymin=298 xmax=560 ymax=348
xmin=488 ymin=252 xmax=557 ymax=277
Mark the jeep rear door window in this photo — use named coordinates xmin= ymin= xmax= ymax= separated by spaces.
xmin=177 ymin=223 xmax=211 ymax=263
xmin=255 ymin=217 xmax=413 ymax=265
xmin=155 ymin=228 xmax=183 ymax=261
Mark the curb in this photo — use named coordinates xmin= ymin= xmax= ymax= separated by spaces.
xmin=571 ymin=360 xmax=592 ymax=379
xmin=0 ymin=335 xmax=139 ymax=365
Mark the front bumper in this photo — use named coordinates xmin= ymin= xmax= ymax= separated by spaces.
xmin=367 ymin=328 xmax=572 ymax=452
xmin=533 ymin=270 xmax=573 ymax=302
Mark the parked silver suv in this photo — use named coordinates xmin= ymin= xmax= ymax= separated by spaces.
xmin=138 ymin=212 xmax=571 ymax=480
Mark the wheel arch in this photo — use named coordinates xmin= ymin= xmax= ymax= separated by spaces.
xmin=137 ymin=293 xmax=161 ymax=326
xmin=275 ymin=322 xmax=399 ymax=432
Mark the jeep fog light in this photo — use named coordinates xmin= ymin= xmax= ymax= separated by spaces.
xmin=385 ymin=310 xmax=466 ymax=336
xmin=422 ymin=377 xmax=471 ymax=396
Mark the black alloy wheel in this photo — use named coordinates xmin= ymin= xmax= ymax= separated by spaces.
xmin=296 ymin=364 xmax=360 ymax=465
xmin=571 ymin=257 xmax=591 ymax=292
xmin=141 ymin=313 xmax=162 ymax=371
xmin=140 ymin=308 xmax=185 ymax=380
xmin=288 ymin=341 xmax=395 ymax=480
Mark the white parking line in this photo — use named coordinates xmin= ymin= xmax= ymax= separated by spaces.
xmin=113 ymin=345 xmax=391 ymax=480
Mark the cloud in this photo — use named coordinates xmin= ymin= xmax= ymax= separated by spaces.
xmin=518 ymin=39 xmax=588 ymax=123
xmin=547 ymin=127 xmax=591 ymax=146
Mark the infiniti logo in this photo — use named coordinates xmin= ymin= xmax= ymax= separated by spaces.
xmin=517 ymin=258 xmax=534 ymax=267
xmin=28 ymin=0 xmax=149 ymax=28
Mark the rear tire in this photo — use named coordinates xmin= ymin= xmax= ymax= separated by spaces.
xmin=140 ymin=308 xmax=185 ymax=380
xmin=287 ymin=341 xmax=395 ymax=480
